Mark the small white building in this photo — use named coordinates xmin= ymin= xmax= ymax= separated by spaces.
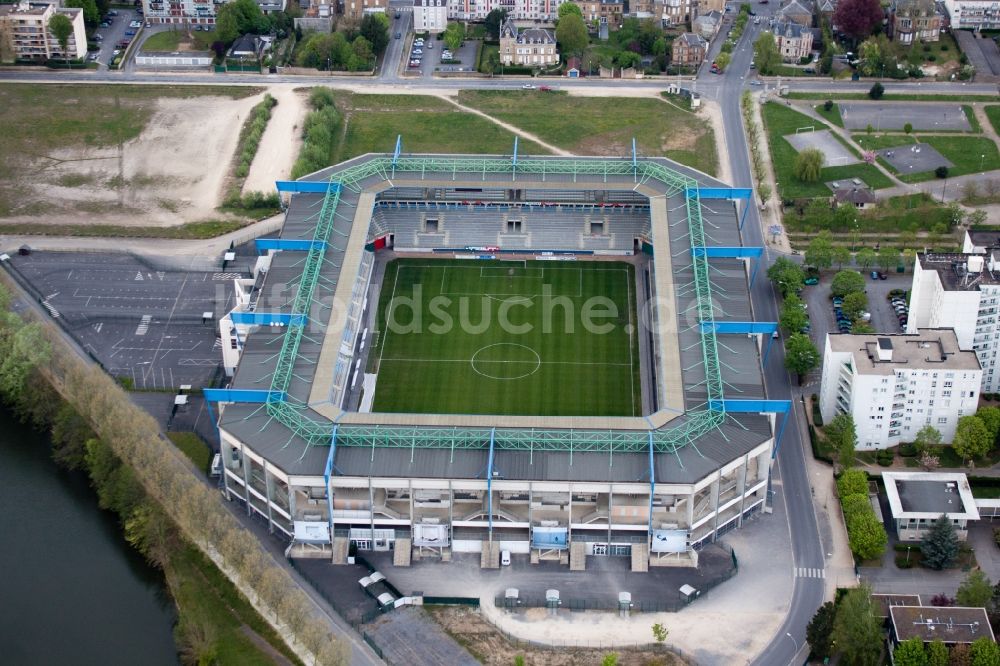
xmin=883 ymin=471 xmax=979 ymax=542
xmin=819 ymin=330 xmax=981 ymax=449
xmin=413 ymin=0 xmax=447 ymax=33
xmin=908 ymin=249 xmax=1000 ymax=394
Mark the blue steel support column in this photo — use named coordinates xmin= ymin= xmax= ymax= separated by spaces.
xmin=647 ymin=431 xmax=655 ymax=540
xmin=324 ymin=426 xmax=338 ymax=543
xmin=205 ymin=400 xmax=219 ymax=447
xmin=393 ymin=134 xmax=402 ymax=168
xmin=763 ymin=333 xmax=776 ymax=365
xmin=487 ymin=428 xmax=496 ymax=543
xmin=772 ymin=412 xmax=791 ymax=459
xmin=749 ymin=255 xmax=760 ymax=287
xmin=512 ymin=137 xmax=519 ymax=176
xmin=739 ymin=199 xmax=750 ymax=230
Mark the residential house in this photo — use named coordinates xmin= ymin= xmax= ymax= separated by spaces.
xmin=228 ymin=33 xmax=264 ymax=60
xmin=699 ymin=0 xmax=726 ymax=13
xmin=772 ymin=20 xmax=814 ymax=61
xmin=776 ymin=0 xmax=814 ymax=26
xmin=818 ymin=329 xmax=982 ymax=448
xmin=671 ymin=32 xmax=707 ymax=66
xmin=942 ymin=0 xmax=1000 ymax=29
xmin=256 ymin=0 xmax=288 ymax=13
xmin=891 ymin=0 xmax=942 ymax=42
xmin=341 ymin=0 xmax=388 ymax=22
xmin=413 ymin=0 xmax=447 ymax=32
xmin=816 ymin=0 xmax=836 ymax=21
xmin=571 ymin=0 xmax=624 ymax=27
xmin=832 ymin=186 xmax=877 ymax=209
xmin=0 ymin=1 xmax=87 ymax=63
xmin=655 ymin=0 xmax=692 ymax=26
xmin=447 ymin=0 xmax=566 ymax=21
xmin=499 ymin=18 xmax=559 ymax=67
xmin=692 ymin=9 xmax=722 ymax=39
xmin=630 ymin=0 xmax=655 ymax=17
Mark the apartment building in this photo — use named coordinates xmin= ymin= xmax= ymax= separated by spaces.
xmin=819 ymin=330 xmax=981 ymax=449
xmin=447 ymin=0 xmax=565 ymax=21
xmin=499 ymin=18 xmax=558 ymax=66
xmin=655 ymin=0 xmax=692 ymax=25
xmin=570 ymin=0 xmax=624 ymax=26
xmin=891 ymin=0 xmax=942 ymax=43
xmin=908 ymin=245 xmax=1000 ymax=393
xmin=143 ymin=0 xmax=221 ymax=25
xmin=413 ymin=0 xmax=447 ymax=31
xmin=0 ymin=1 xmax=86 ymax=62
xmin=943 ymin=0 xmax=1000 ymax=29
xmin=772 ymin=20 xmax=814 ymax=62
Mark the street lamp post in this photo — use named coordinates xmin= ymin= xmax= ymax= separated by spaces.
xmin=786 ymin=632 xmax=800 ymax=663
xmin=982 ymin=153 xmax=987 ymax=172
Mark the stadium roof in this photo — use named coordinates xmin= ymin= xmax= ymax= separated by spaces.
xmin=219 ymin=153 xmax=771 ymax=484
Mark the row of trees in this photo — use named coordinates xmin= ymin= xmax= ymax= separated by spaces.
xmin=803 ymin=230 xmax=910 ymax=273
xmin=291 ymin=88 xmax=340 ymax=178
xmin=765 ymin=257 xmax=823 ymax=381
xmin=0 ymin=280 xmax=349 ymax=664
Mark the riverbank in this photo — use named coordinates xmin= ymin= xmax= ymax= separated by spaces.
xmin=0 ymin=280 xmax=332 ymax=664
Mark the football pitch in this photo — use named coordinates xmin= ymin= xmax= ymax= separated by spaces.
xmin=370 ymin=259 xmax=641 ymax=417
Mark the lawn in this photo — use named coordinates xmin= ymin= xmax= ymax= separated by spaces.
xmin=168 ymin=545 xmax=302 ymax=665
xmin=852 ymin=134 xmax=918 ymax=151
xmin=898 ymin=136 xmax=1000 ymax=182
xmin=371 ymin=259 xmax=641 ymax=416
xmin=166 ymin=432 xmax=212 ymax=474
xmin=787 ymin=92 xmax=1000 ymax=102
xmin=761 ymin=102 xmax=894 ymax=198
xmin=987 ymin=106 xmax=1000 ymax=137
xmin=332 ymin=93 xmax=550 ymax=163
xmin=457 ymin=90 xmax=719 ymax=176
xmin=814 ymin=103 xmax=844 ymax=128
xmin=142 ymin=29 xmax=216 ymax=52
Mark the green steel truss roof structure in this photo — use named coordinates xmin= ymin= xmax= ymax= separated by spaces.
xmin=260 ymin=155 xmax=732 ymax=454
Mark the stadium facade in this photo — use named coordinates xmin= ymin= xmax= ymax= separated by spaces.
xmin=212 ymin=152 xmax=781 ymax=571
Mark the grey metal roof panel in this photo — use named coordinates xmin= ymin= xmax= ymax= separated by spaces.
xmin=334 ymin=446 xmax=489 ymax=479
xmin=220 ymin=404 xmax=326 ymax=475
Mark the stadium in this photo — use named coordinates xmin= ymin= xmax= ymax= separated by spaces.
xmin=211 ymin=149 xmax=782 ymax=572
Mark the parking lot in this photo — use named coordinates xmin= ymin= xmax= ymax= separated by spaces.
xmin=90 ymin=7 xmax=144 ymax=69
xmin=405 ymin=35 xmax=478 ymax=78
xmin=801 ymin=269 xmax=913 ymax=347
xmin=4 ymin=251 xmax=240 ymax=389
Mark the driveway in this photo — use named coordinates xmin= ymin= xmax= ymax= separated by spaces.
xmin=91 ymin=8 xmax=142 ymax=70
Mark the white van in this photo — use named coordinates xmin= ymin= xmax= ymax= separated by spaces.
xmin=210 ymin=453 xmax=222 ymax=477
xmin=501 ymin=550 xmax=511 ymax=566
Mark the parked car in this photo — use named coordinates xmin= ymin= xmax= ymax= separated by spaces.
xmin=112 ymin=49 xmax=121 ymax=56
xmin=87 ymin=53 xmax=99 ymax=61
xmin=412 ymin=49 xmax=423 ymax=55
xmin=395 ymin=32 xmax=401 ymax=39
xmin=99 ymin=21 xmax=110 ymax=28
xmin=870 ymin=271 xmax=880 ymax=280
xmin=426 ymin=41 xmax=433 ymax=48
xmin=878 ymin=272 xmax=888 ymax=280
xmin=124 ymin=30 xmax=135 ymax=36
xmin=107 ymin=9 xmax=118 ymax=15
xmin=145 ymin=21 xmax=151 ymax=28
xmin=129 ymin=20 xmax=141 ymax=28
xmin=94 ymin=34 xmax=103 ymax=41
xmin=522 ymin=83 xmax=536 ymax=89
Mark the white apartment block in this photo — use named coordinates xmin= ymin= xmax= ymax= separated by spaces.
xmin=819 ymin=330 xmax=981 ymax=449
xmin=413 ymin=0 xmax=447 ymax=32
xmin=142 ymin=0 xmax=221 ymax=25
xmin=908 ymin=244 xmax=1000 ymax=393
xmin=0 ymin=1 xmax=87 ymax=62
xmin=447 ymin=0 xmax=566 ymax=21
xmin=943 ymin=0 xmax=1000 ymax=29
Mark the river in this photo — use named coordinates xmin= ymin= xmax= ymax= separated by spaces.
xmin=0 ymin=407 xmax=179 ymax=665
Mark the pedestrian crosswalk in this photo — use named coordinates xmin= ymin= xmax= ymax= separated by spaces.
xmin=795 ymin=567 xmax=826 ymax=579
xmin=134 ymin=314 xmax=151 ymax=336
xmin=213 ymin=272 xmax=242 ymax=281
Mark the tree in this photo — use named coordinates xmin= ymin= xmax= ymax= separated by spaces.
xmin=601 ymin=654 xmax=618 ymax=666
xmin=794 ymin=148 xmax=824 ymax=182
xmin=785 ymin=333 xmax=821 ymax=384
xmin=914 ymin=425 xmax=943 ymax=454
xmin=444 ymin=22 xmax=466 ymax=52
xmin=842 ymin=291 xmax=868 ymax=322
xmin=957 ymin=570 xmax=993 ymax=608
xmin=848 ymin=509 xmax=887 ymax=560
xmin=556 ymin=12 xmax=588 ymax=57
xmin=858 ymin=36 xmax=885 ymax=76
xmin=921 ymin=515 xmax=960 ymax=570
xmin=715 ymin=51 xmax=732 ymax=71
xmin=215 ymin=0 xmax=268 ymax=44
xmin=806 ymin=601 xmax=837 ymax=659
xmin=926 ymin=640 xmax=949 ymax=666
xmin=65 ymin=0 xmax=99 ymax=26
xmin=954 ymin=415 xmax=991 ymax=462
xmin=977 ymin=406 xmax=1000 ymax=445
xmin=832 ymin=585 xmax=883 ymax=666
xmin=780 ymin=295 xmax=809 ymax=334
xmin=753 ymin=32 xmax=780 ymax=75
xmin=558 ymin=2 xmax=583 ymax=18
xmin=936 ymin=165 xmax=949 ymax=179
xmin=904 ymin=122 xmax=914 ymax=135
xmin=806 ymin=231 xmax=835 ymax=270
xmin=832 ymin=245 xmax=852 ymax=270
xmin=893 ymin=638 xmax=929 ymax=666
xmin=215 ymin=6 xmax=241 ymax=45
xmin=828 ymin=413 xmax=859 ymax=467
xmin=616 ymin=50 xmax=641 ymax=69
xmin=919 ymin=451 xmax=941 ymax=471
xmin=868 ymin=82 xmax=885 ymax=100
xmin=484 ymin=8 xmax=508 ymax=39
xmin=878 ymin=246 xmax=900 ymax=272
xmin=651 ymin=623 xmax=668 ymax=643
xmin=971 ymin=637 xmax=1000 ymax=665
xmin=834 ymin=0 xmax=884 ymax=41
xmin=360 ymin=13 xmax=389 ymax=56
xmin=767 ymin=257 xmax=806 ymax=297
xmin=48 ymin=13 xmax=73 ymax=60
xmin=856 ymin=247 xmax=877 ymax=271
xmin=832 ymin=270 xmax=867 ymax=298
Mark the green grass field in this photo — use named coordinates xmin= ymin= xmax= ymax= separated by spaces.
xmin=370 ymin=259 xmax=640 ymax=417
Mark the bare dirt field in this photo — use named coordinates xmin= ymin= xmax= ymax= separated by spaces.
xmin=0 ymin=84 xmax=263 ymax=229
xmin=427 ymin=605 xmax=688 ymax=666
xmin=242 ymin=87 xmax=307 ymax=195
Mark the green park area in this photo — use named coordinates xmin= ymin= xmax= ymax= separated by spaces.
xmin=141 ymin=29 xmax=217 ymax=52
xmin=852 ymin=133 xmax=1000 ymax=182
xmin=761 ymin=102 xmax=893 ymax=199
xmin=458 ymin=90 xmax=718 ymax=176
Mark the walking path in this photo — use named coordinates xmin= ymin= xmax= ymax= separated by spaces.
xmin=435 ymin=95 xmax=573 ymax=157
xmin=242 ymin=87 xmax=306 ymax=195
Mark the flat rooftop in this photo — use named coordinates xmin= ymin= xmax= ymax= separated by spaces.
xmin=883 ymin=471 xmax=979 ymax=521
xmin=872 ymin=594 xmax=922 ymax=618
xmin=890 ymin=606 xmax=994 ymax=644
xmin=918 ymin=252 xmax=1000 ymax=291
xmin=827 ymin=329 xmax=980 ymax=375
